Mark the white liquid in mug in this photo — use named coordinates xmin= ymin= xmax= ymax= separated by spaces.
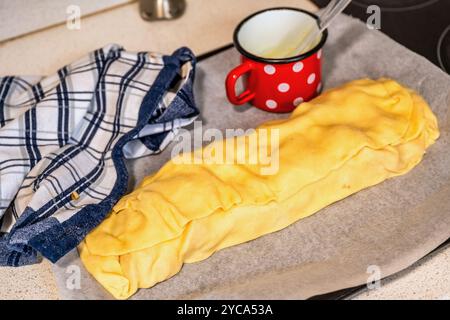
xmin=260 ymin=22 xmax=321 ymax=59
xmin=237 ymin=9 xmax=322 ymax=60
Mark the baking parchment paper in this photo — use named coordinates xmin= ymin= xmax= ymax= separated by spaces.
xmin=51 ymin=14 xmax=450 ymax=299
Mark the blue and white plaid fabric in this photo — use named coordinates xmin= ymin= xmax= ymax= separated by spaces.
xmin=0 ymin=44 xmax=199 ymax=266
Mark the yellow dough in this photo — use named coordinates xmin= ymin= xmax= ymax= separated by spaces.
xmin=79 ymin=79 xmax=439 ymax=299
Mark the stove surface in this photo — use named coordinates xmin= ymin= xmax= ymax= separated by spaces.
xmin=313 ymin=0 xmax=450 ymax=73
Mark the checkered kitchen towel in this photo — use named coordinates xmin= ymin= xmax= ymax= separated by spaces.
xmin=0 ymin=44 xmax=199 ymax=266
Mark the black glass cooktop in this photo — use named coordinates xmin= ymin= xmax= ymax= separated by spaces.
xmin=313 ymin=0 xmax=450 ymax=73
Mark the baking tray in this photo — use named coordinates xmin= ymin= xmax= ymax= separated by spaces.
xmin=52 ymin=14 xmax=450 ymax=300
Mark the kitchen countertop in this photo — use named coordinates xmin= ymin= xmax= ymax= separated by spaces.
xmin=0 ymin=0 xmax=448 ymax=300
xmin=352 ymin=242 xmax=450 ymax=300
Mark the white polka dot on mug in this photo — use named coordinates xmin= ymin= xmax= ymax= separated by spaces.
xmin=317 ymin=82 xmax=323 ymax=93
xmin=293 ymin=97 xmax=304 ymax=106
xmin=278 ymin=83 xmax=290 ymax=93
xmin=265 ymin=99 xmax=277 ymax=109
xmin=307 ymin=73 xmax=316 ymax=85
xmin=292 ymin=62 xmax=304 ymax=73
xmin=264 ymin=65 xmax=276 ymax=75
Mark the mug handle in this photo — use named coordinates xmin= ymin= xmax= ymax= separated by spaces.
xmin=225 ymin=61 xmax=256 ymax=105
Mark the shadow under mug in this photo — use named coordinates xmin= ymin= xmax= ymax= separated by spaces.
xmin=226 ymin=7 xmax=328 ymax=113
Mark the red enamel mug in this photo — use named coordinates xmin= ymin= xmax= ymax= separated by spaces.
xmin=226 ymin=7 xmax=328 ymax=113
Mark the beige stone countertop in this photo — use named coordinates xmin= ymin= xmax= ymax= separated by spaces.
xmin=0 ymin=0 xmax=449 ymax=300
xmin=351 ymin=242 xmax=450 ymax=300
